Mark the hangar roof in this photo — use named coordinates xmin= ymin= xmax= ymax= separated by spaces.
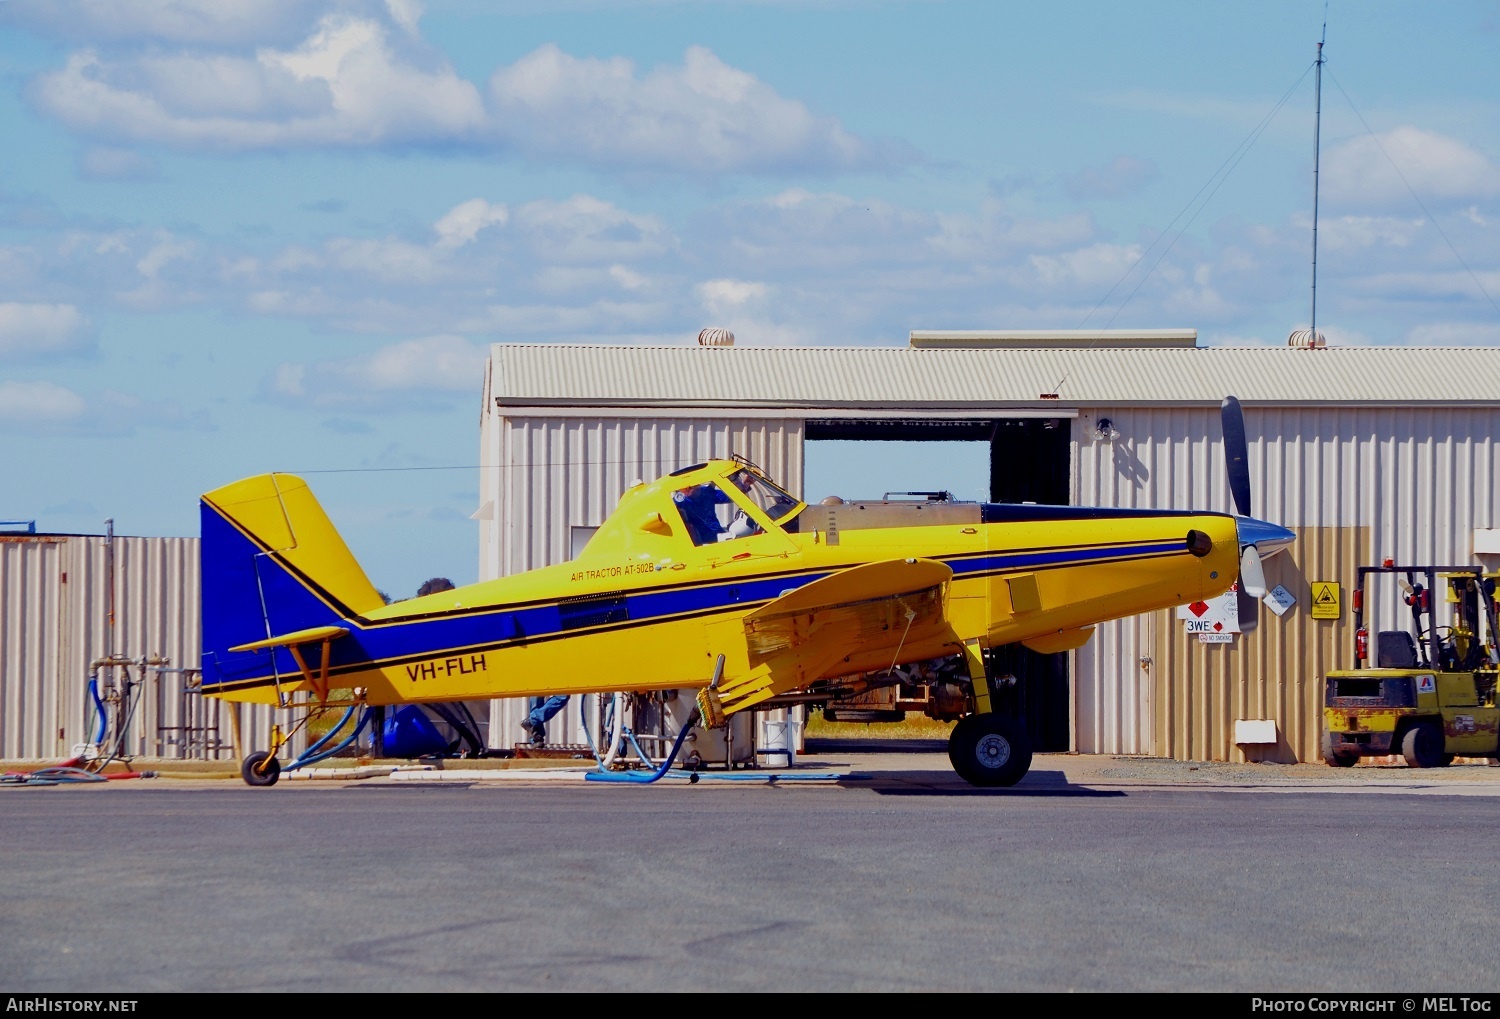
xmin=488 ymin=342 xmax=1500 ymax=410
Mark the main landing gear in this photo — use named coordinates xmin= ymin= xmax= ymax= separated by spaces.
xmin=947 ymin=713 xmax=1032 ymax=787
xmin=946 ymin=637 xmax=1034 ymax=787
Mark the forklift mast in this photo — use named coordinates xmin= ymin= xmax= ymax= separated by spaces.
xmin=1352 ymin=565 xmax=1499 ymax=673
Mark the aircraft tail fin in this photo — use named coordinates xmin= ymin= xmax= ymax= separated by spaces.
xmin=200 ymin=473 xmax=384 ymax=695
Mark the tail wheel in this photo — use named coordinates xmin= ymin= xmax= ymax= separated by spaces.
xmin=241 ymin=750 xmax=281 ymax=787
xmin=948 ymin=714 xmax=1032 ymax=788
xmin=1401 ymin=721 xmax=1446 ymax=769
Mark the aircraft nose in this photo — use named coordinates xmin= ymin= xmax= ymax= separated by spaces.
xmin=1237 ymin=516 xmax=1295 ymax=558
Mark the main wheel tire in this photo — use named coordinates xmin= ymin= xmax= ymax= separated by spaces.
xmin=948 ymin=714 xmax=1032 ymax=788
xmin=241 ymin=750 xmax=281 ymax=787
xmin=1401 ymin=721 xmax=1446 ymax=769
xmin=1321 ymin=731 xmax=1359 ymax=768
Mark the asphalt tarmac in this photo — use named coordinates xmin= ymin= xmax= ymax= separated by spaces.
xmin=6 ymin=740 xmax=1500 ymax=993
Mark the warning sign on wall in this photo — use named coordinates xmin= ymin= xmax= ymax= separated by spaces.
xmin=1176 ymin=584 xmax=1241 ymax=641
xmin=1310 ymin=581 xmax=1341 ymax=620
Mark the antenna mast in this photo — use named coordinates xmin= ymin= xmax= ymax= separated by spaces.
xmin=1309 ymin=27 xmax=1325 ymax=340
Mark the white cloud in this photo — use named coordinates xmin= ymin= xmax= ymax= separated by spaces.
xmin=265 ymin=335 xmax=487 ymax=409
xmin=324 ymin=237 xmax=446 ymax=283
xmin=1 ymin=0 xmax=313 ymax=45
xmin=29 ymin=15 xmax=486 ymax=149
xmin=1324 ymin=127 xmax=1500 ymax=207
xmin=698 ymin=279 xmax=768 ymax=315
xmin=0 ymin=381 xmax=195 ymax=436
xmin=137 ymin=235 xmax=197 ymax=278
xmin=1062 ymin=155 xmax=1160 ymax=201
xmin=434 ymin=198 xmax=508 ymax=249
xmin=0 ymin=303 xmax=93 ymax=361
xmin=1405 ymin=322 xmax=1500 ymax=346
xmin=23 ymin=20 xmax=897 ymax=177
xmin=0 ymin=380 xmax=89 ymax=430
xmin=514 ymin=196 xmax=669 ymax=263
xmin=1349 ymin=269 xmax=1500 ymax=303
xmin=531 ymin=265 xmax=652 ymax=295
xmin=1314 ymin=215 xmax=1426 ymax=252
xmin=702 ymin=189 xmax=939 ymax=268
xmin=452 ymin=300 xmax=673 ymax=338
xmin=78 ymin=146 xmax=160 ymax=181
xmin=1161 ymin=265 xmax=1233 ymax=319
xmin=930 ymin=203 xmax=1095 ymax=261
xmin=385 ymin=0 xmax=423 ymax=37
xmin=608 ymin=265 xmax=649 ymax=291
xmin=487 ymin=44 xmax=887 ymax=175
xmin=1027 ymin=243 xmax=1144 ymax=289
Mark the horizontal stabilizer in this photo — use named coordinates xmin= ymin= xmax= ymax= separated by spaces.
xmin=229 ymin=624 xmax=350 ymax=654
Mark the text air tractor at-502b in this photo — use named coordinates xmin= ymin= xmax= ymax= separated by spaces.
xmin=200 ymin=398 xmax=1293 ymax=787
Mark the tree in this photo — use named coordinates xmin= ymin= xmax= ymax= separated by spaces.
xmin=417 ymin=577 xmax=456 ymax=597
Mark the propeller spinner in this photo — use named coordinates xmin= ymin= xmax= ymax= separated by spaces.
xmin=1220 ymin=396 xmax=1295 ymax=609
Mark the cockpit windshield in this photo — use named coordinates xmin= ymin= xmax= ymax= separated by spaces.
xmin=727 ymin=469 xmax=801 ymax=522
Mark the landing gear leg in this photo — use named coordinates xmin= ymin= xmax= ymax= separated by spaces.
xmin=240 ymin=722 xmax=287 ymax=787
xmin=948 ymin=638 xmax=1034 ymax=788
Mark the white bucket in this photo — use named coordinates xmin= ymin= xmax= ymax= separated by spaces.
xmin=760 ymin=717 xmax=796 ymax=765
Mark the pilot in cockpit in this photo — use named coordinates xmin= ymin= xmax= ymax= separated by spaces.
xmin=673 ymin=474 xmax=762 ymax=545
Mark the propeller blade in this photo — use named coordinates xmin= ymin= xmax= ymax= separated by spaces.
xmin=1221 ymin=396 xmax=1252 ymax=519
xmin=1236 ymin=584 xmax=1260 ymax=635
xmin=1239 ymin=544 xmax=1268 ymax=600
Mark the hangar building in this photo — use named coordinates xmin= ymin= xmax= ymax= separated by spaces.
xmin=477 ymin=329 xmax=1500 ymax=765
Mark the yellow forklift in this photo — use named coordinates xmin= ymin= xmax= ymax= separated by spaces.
xmin=1321 ymin=564 xmax=1500 ymax=768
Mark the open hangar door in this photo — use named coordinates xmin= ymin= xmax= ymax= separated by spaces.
xmin=803 ymin=416 xmax=1073 ymax=753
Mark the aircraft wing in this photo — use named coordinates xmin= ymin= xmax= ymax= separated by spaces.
xmin=712 ymin=558 xmax=953 ymax=715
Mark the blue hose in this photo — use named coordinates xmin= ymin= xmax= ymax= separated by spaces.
xmin=583 ymin=710 xmax=701 ymax=784
xmin=87 ymin=675 xmax=107 ymax=745
xmin=301 ymin=703 xmax=358 ymax=759
xmin=284 ymin=706 xmax=373 ymax=772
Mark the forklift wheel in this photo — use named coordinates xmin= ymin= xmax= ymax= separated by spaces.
xmin=1401 ymin=722 xmax=1446 ymax=769
xmin=1320 ymin=732 xmax=1358 ymax=768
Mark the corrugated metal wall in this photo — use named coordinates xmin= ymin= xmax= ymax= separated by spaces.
xmin=1073 ymin=405 xmax=1500 ymax=763
xmin=0 ymin=535 xmax=284 ymax=764
xmin=477 ymin=413 xmax=803 ymax=750
xmin=473 ymin=396 xmax=1500 ymax=765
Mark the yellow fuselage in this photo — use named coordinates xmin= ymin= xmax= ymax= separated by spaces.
xmin=209 ymin=464 xmax=1239 ymax=709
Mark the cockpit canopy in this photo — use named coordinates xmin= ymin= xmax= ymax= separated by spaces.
xmin=670 ymin=466 xmax=801 ymax=546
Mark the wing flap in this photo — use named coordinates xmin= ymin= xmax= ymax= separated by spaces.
xmin=742 ymin=557 xmax=952 ymax=663
xmin=715 ymin=558 xmax=954 ymax=713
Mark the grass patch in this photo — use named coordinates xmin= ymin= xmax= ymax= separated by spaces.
xmin=804 ymin=710 xmax=955 ymax=740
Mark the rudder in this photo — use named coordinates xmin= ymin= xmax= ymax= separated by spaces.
xmin=200 ymin=474 xmax=383 ymax=698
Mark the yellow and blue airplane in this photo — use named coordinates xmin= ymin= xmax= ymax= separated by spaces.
xmin=200 ymin=398 xmax=1292 ymax=787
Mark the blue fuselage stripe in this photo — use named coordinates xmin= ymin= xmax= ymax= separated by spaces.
xmin=202 ymin=537 xmax=1187 ymax=690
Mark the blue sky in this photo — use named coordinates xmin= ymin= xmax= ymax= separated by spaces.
xmin=2 ymin=0 xmax=1498 ymax=598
